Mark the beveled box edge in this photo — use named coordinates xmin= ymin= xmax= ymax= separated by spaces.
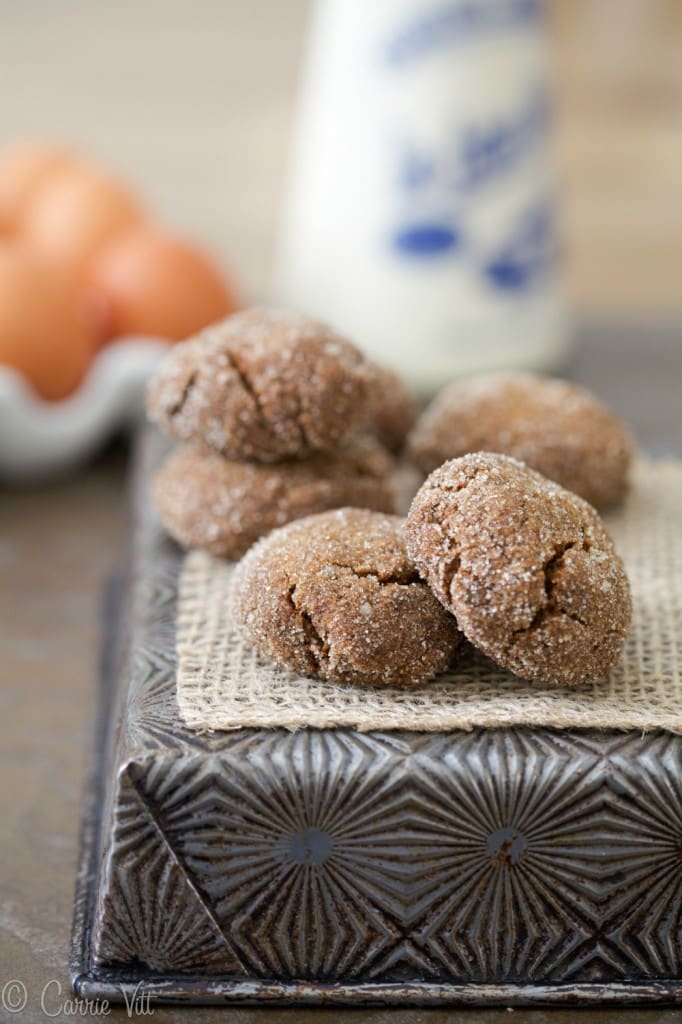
xmin=68 ymin=579 xmax=682 ymax=1007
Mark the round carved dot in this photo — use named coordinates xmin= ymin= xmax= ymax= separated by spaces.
xmin=487 ymin=828 xmax=527 ymax=864
xmin=288 ymin=827 xmax=334 ymax=865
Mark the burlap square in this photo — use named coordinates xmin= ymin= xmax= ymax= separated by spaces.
xmin=176 ymin=459 xmax=682 ymax=733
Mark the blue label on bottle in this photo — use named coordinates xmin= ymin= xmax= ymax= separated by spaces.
xmin=384 ymin=0 xmax=541 ymax=68
xmin=481 ymin=200 xmax=553 ymax=291
xmin=390 ymin=199 xmax=554 ymax=291
xmin=393 ymin=223 xmax=461 ymax=256
xmin=387 ymin=88 xmax=554 ymax=290
xmin=393 ymin=90 xmax=548 ymax=199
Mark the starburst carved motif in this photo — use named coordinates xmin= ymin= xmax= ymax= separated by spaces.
xmin=93 ymin=727 xmax=682 ymax=985
xmin=91 ymin=441 xmax=682 ymax=989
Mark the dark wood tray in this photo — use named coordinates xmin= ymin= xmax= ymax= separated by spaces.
xmin=70 ymin=427 xmax=682 ymax=1006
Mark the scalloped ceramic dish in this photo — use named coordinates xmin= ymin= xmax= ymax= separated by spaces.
xmin=0 ymin=337 xmax=168 ymax=481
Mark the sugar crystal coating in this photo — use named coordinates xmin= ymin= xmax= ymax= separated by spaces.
xmin=231 ymin=508 xmax=462 ymax=687
xmin=408 ymin=372 xmax=633 ymax=508
xmin=367 ymin=363 xmax=418 ymax=454
xmin=151 ymin=439 xmax=396 ymax=559
xmin=405 ymin=452 xmax=632 ymax=687
xmin=147 ymin=307 xmax=374 ymax=462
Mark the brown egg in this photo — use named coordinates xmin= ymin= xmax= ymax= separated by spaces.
xmin=0 ymin=142 xmax=77 ymax=234
xmin=21 ymin=165 xmax=143 ymax=282
xmin=0 ymin=242 xmax=95 ymax=400
xmin=87 ymin=225 xmax=240 ymax=342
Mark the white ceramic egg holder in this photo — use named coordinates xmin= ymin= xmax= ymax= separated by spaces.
xmin=0 ymin=337 xmax=167 ymax=481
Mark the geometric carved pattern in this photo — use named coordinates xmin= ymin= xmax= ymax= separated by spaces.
xmin=93 ymin=766 xmax=244 ymax=974
xmin=604 ymin=734 xmax=682 ymax=977
xmin=90 ymin=431 xmax=682 ymax=988
xmin=410 ymin=731 xmax=606 ymax=983
xmin=93 ymin=729 xmax=682 ymax=983
xmin=138 ymin=733 xmax=414 ymax=981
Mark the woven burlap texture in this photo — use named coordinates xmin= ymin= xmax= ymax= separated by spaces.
xmin=176 ymin=458 xmax=682 ymax=733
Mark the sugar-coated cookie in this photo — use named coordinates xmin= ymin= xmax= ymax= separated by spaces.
xmin=231 ymin=508 xmax=462 ymax=686
xmin=147 ymin=307 xmax=374 ymax=462
xmin=408 ymin=372 xmax=633 ymax=507
xmin=405 ymin=452 xmax=631 ymax=687
xmin=368 ymin=363 xmax=418 ymax=454
xmin=152 ymin=439 xmax=395 ymax=559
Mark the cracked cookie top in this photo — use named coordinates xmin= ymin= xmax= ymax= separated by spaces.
xmin=407 ymin=372 xmax=633 ymax=508
xmin=231 ymin=508 xmax=462 ymax=687
xmin=151 ymin=439 xmax=396 ymax=560
xmin=405 ymin=452 xmax=632 ymax=687
xmin=146 ymin=307 xmax=375 ymax=461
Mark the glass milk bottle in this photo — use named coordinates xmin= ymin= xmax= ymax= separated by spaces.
xmin=275 ymin=0 xmax=569 ymax=394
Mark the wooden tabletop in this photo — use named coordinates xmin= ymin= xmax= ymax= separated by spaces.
xmin=1 ymin=324 xmax=681 ymax=1022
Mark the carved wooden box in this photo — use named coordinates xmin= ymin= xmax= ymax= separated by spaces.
xmin=70 ymin=431 xmax=682 ymax=1006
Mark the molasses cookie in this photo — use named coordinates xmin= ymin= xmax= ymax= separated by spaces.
xmin=147 ymin=307 xmax=374 ymax=461
xmin=405 ymin=452 xmax=631 ymax=687
xmin=368 ymin=363 xmax=418 ymax=454
xmin=151 ymin=439 xmax=396 ymax=559
xmin=231 ymin=508 xmax=462 ymax=686
xmin=408 ymin=372 xmax=633 ymax=507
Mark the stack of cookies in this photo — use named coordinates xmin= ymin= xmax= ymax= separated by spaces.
xmin=149 ymin=308 xmax=634 ymax=693
xmin=147 ymin=307 xmax=416 ymax=559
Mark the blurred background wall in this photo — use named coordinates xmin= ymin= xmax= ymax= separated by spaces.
xmin=550 ymin=0 xmax=682 ymax=315
xmin=1 ymin=0 xmax=680 ymax=316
